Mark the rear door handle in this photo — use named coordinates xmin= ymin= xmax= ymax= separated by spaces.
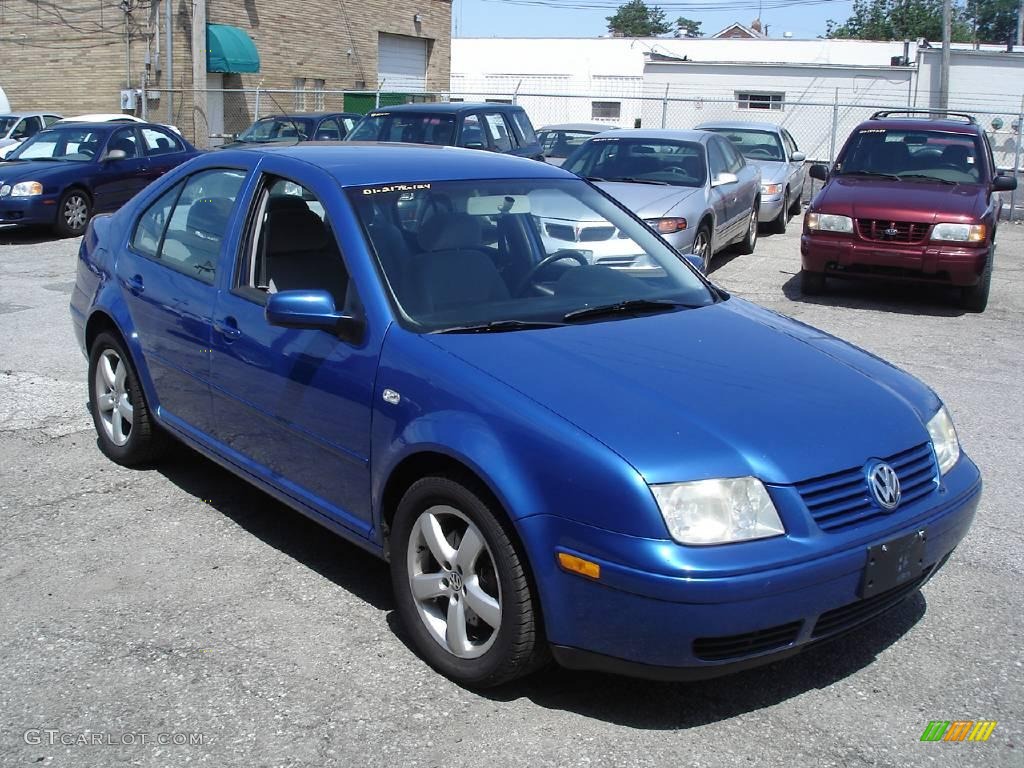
xmin=123 ymin=274 xmax=144 ymax=295
xmin=214 ymin=316 xmax=241 ymax=340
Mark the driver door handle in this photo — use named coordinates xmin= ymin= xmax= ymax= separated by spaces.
xmin=214 ymin=316 xmax=241 ymax=340
xmin=123 ymin=274 xmax=144 ymax=295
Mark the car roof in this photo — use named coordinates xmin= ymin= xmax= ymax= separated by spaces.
xmin=695 ymin=121 xmax=783 ymax=133
xmin=856 ymin=117 xmax=982 ymax=134
xmin=1 ymin=112 xmax=61 ymax=119
xmin=219 ymin=142 xmax=573 ymax=186
xmin=257 ymin=112 xmax=359 ymax=120
xmin=367 ymin=102 xmax=522 ymax=114
xmin=58 ymin=113 xmax=143 ymax=122
xmin=539 ymin=123 xmax=617 ymax=132
xmin=587 ymin=128 xmax=711 ymax=143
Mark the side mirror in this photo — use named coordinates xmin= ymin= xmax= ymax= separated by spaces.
xmin=993 ymin=174 xmax=1017 ymax=192
xmin=809 ymin=163 xmax=829 ymax=181
xmin=790 ymin=151 xmax=806 ymax=163
xmin=711 ymin=172 xmax=738 ymax=188
xmin=682 ymin=253 xmax=705 ymax=273
xmin=102 ymin=149 xmax=127 ymax=162
xmin=265 ymin=289 xmax=364 ymax=340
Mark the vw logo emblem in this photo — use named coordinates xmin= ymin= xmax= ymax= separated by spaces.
xmin=867 ymin=461 xmax=901 ymax=510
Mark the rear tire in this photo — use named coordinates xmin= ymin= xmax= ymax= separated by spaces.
xmin=390 ymin=476 xmax=549 ymax=687
xmin=88 ymin=331 xmax=168 ymax=465
xmin=959 ymin=255 xmax=992 ymax=312
xmin=55 ymin=188 xmax=92 ymax=238
xmin=800 ymin=269 xmax=826 ymax=295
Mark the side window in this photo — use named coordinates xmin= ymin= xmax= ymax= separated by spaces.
xmin=707 ymin=139 xmax=728 ymax=179
xmin=719 ymin=138 xmax=745 ymax=173
xmin=510 ymin=110 xmax=537 ymax=145
xmin=460 ymin=114 xmax=486 ymax=148
xmin=315 ymin=118 xmax=342 ymax=141
xmin=133 ymin=169 xmax=246 ymax=284
xmin=141 ymin=127 xmax=184 ymax=155
xmin=12 ymin=118 xmax=38 ymax=140
xmin=239 ymin=177 xmax=353 ymax=312
xmin=108 ymin=127 xmax=142 ymax=158
xmin=483 ymin=112 xmax=515 ymax=152
xmin=783 ymin=130 xmax=798 ymax=157
xmin=43 ymin=115 xmax=61 ymax=127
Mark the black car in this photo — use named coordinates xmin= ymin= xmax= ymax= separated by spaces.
xmin=220 ymin=112 xmax=362 ymax=149
xmin=345 ymin=102 xmax=544 ymax=160
xmin=0 ymin=121 xmax=198 ymax=236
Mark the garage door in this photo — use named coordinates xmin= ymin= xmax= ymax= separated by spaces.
xmin=378 ymin=33 xmax=427 ymax=92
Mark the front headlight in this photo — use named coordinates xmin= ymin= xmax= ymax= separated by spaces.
xmin=650 ymin=477 xmax=785 ymax=545
xmin=10 ymin=181 xmax=43 ymax=197
xmin=931 ymin=222 xmax=986 ymax=242
xmin=761 ymin=183 xmax=783 ymax=196
xmin=806 ymin=212 xmax=853 ymax=233
xmin=926 ymin=405 xmax=960 ymax=475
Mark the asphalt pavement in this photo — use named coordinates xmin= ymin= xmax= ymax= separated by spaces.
xmin=0 ymin=220 xmax=1021 ymax=767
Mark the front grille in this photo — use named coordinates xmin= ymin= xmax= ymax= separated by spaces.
xmin=578 ymin=225 xmax=616 ymax=242
xmin=545 ymin=223 xmax=576 ymax=241
xmin=693 ymin=621 xmax=802 ymax=661
xmin=796 ymin=443 xmax=938 ymax=532
xmin=857 ymin=219 xmax=930 ymax=243
xmin=811 ymin=565 xmax=933 ymax=639
xmin=595 ymin=255 xmax=637 ymax=267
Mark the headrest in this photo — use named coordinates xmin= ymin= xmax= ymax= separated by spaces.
xmin=267 ymin=194 xmax=310 ymax=213
xmin=417 ymin=212 xmax=483 ymax=252
xmin=187 ymin=198 xmax=234 ymax=239
xmin=267 ymin=207 xmax=328 ymax=253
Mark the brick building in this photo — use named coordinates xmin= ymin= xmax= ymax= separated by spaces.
xmin=0 ymin=0 xmax=452 ymax=146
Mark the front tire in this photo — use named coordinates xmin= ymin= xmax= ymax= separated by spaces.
xmin=959 ymin=254 xmax=992 ymax=312
xmin=88 ymin=331 xmax=167 ymax=465
xmin=692 ymin=223 xmax=713 ymax=273
xmin=736 ymin=204 xmax=759 ymax=254
xmin=390 ymin=476 xmax=548 ymax=687
xmin=769 ymin=189 xmax=790 ymax=234
xmin=55 ymin=188 xmax=92 ymax=238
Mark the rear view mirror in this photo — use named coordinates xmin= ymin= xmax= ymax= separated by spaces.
xmin=993 ymin=174 xmax=1017 ymax=192
xmin=790 ymin=151 xmax=806 ymax=163
xmin=809 ymin=163 xmax=829 ymax=181
xmin=711 ymin=172 xmax=738 ymax=188
xmin=265 ymin=289 xmax=364 ymax=341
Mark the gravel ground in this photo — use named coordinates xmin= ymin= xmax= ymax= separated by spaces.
xmin=0 ymin=220 xmax=1021 ymax=767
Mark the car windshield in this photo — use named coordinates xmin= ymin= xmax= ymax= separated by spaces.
xmin=346 ymin=113 xmax=457 ymax=145
xmin=7 ymin=126 xmax=105 ymax=162
xmin=838 ymin=128 xmax=983 ymax=184
xmin=348 ymin=179 xmax=716 ymax=333
xmin=564 ymin=138 xmax=707 ymax=187
xmin=703 ymin=128 xmax=784 ymax=161
xmin=237 ymin=117 xmax=315 ymax=142
xmin=538 ymin=129 xmax=596 ymax=159
xmin=0 ymin=116 xmax=18 ymax=136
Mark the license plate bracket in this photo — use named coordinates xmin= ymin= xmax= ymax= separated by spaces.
xmin=860 ymin=528 xmax=927 ymax=599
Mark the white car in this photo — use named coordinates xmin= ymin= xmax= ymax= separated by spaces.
xmin=0 ymin=112 xmax=63 ymax=158
xmin=56 ymin=114 xmax=181 ymax=135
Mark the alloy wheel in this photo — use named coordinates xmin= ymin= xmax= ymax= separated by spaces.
xmin=406 ymin=505 xmax=503 ymax=659
xmin=693 ymin=230 xmax=710 ymax=272
xmin=93 ymin=348 xmax=134 ymax=446
xmin=64 ymin=194 xmax=88 ymax=232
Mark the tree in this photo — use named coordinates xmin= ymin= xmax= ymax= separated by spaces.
xmin=606 ymin=0 xmax=671 ymax=37
xmin=674 ymin=16 xmax=703 ymax=38
xmin=968 ymin=0 xmax=1017 ymax=44
xmin=825 ymin=0 xmax=972 ymax=41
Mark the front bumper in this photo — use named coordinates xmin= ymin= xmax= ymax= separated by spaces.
xmin=758 ymin=193 xmax=785 ymax=222
xmin=521 ymin=455 xmax=980 ymax=678
xmin=0 ymin=193 xmax=59 ymax=227
xmin=801 ymin=232 xmax=989 ymax=287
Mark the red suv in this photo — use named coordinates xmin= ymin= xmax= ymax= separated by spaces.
xmin=801 ymin=111 xmax=1016 ymax=311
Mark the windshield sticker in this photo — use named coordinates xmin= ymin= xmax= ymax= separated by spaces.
xmin=361 ymin=183 xmax=432 ymax=195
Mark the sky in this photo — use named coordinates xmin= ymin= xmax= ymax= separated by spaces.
xmin=452 ymin=0 xmax=857 ymax=40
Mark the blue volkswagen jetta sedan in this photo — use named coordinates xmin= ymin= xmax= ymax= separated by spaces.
xmin=70 ymin=144 xmax=979 ymax=687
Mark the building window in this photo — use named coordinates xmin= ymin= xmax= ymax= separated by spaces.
xmin=592 ymin=101 xmax=621 ymax=120
xmin=313 ymin=79 xmax=325 ymax=111
xmin=293 ymin=78 xmax=306 ymax=111
xmin=736 ymin=92 xmax=784 ymax=110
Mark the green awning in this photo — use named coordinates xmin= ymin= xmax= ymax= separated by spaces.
xmin=207 ymin=24 xmax=260 ymax=74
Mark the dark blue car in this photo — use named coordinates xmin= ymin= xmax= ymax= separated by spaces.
xmin=70 ymin=144 xmax=979 ymax=686
xmin=0 ymin=121 xmax=198 ymax=236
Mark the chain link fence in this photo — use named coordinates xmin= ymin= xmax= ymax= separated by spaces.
xmin=140 ymin=86 xmax=1024 ymax=220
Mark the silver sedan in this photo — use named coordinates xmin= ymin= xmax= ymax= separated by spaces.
xmin=560 ymin=129 xmax=762 ymax=271
xmin=696 ymin=121 xmax=807 ymax=233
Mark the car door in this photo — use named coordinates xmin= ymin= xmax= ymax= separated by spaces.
xmin=117 ymin=165 xmax=250 ymax=436
xmin=706 ymin=138 xmax=733 ymax=244
xmin=458 ymin=113 xmax=488 ymax=150
xmin=782 ymin=129 xmax=806 ymax=198
xmin=719 ymin=136 xmax=759 ymax=234
xmin=207 ymin=162 xmax=380 ymax=536
xmin=140 ymin=126 xmax=188 ymax=182
xmin=92 ymin=127 xmax=150 ymax=212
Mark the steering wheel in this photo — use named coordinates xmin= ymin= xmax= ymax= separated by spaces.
xmin=515 ymin=250 xmax=589 ymax=295
xmin=663 ymin=166 xmax=689 ymax=175
xmin=746 ymin=148 xmax=777 ymax=159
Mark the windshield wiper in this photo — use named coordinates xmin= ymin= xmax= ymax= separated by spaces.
xmin=838 ymin=170 xmax=901 ymax=181
xmin=585 ymin=175 xmax=608 ymax=182
xmin=563 ymin=299 xmax=699 ymax=323
xmin=431 ymin=320 xmax=567 ymax=334
xmin=899 ymin=174 xmax=958 ymax=185
xmin=613 ymin=177 xmax=672 ymax=185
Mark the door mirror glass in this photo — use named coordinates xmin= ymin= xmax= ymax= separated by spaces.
xmin=809 ymin=163 xmax=829 ymax=181
xmin=790 ymin=151 xmax=806 ymax=163
xmin=266 ymin=289 xmax=363 ymax=337
xmin=992 ymin=174 xmax=1017 ymax=192
xmin=711 ymin=172 xmax=738 ymax=188
xmin=103 ymin=148 xmax=128 ymax=162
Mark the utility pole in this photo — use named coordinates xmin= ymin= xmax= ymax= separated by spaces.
xmin=1018 ymin=0 xmax=1024 ymax=46
xmin=939 ymin=0 xmax=951 ymax=110
xmin=166 ymin=0 xmax=174 ymax=124
xmin=192 ymin=0 xmax=207 ymax=147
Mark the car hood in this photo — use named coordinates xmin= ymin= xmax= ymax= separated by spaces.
xmin=816 ymin=176 xmax=986 ymax=222
xmin=0 ymin=159 xmax=81 ymax=182
xmin=752 ymin=160 xmax=789 ymax=184
xmin=426 ymin=298 xmax=939 ymax=486
xmin=596 ymin=181 xmax=702 ymax=218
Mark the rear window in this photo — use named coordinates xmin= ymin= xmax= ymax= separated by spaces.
xmin=839 ymin=128 xmax=985 ymax=184
xmin=346 ymin=113 xmax=456 ymax=146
